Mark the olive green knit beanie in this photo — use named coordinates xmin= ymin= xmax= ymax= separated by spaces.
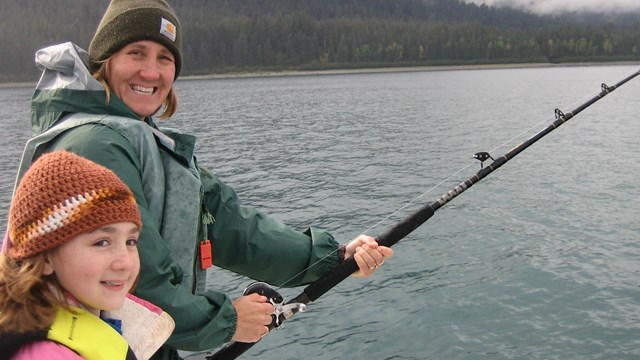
xmin=89 ymin=0 xmax=182 ymax=78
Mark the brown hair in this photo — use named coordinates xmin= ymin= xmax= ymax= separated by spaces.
xmin=93 ymin=59 xmax=178 ymax=119
xmin=0 ymin=252 xmax=70 ymax=333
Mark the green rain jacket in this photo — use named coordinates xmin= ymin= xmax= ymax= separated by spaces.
xmin=17 ymin=42 xmax=341 ymax=359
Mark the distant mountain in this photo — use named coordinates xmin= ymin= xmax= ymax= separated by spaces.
xmin=1 ymin=0 xmax=638 ymax=82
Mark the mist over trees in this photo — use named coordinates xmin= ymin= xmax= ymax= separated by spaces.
xmin=1 ymin=0 xmax=639 ymax=82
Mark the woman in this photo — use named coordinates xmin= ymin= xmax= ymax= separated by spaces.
xmin=0 ymin=151 xmax=174 ymax=359
xmin=18 ymin=0 xmax=393 ymax=358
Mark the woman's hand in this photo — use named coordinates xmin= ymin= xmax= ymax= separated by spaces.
xmin=231 ymin=293 xmax=275 ymax=342
xmin=344 ymin=234 xmax=394 ymax=277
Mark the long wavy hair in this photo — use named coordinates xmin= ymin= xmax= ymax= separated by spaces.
xmin=0 ymin=252 xmax=70 ymax=333
xmin=92 ymin=59 xmax=178 ymax=120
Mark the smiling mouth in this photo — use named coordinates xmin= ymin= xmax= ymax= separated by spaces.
xmin=131 ymin=84 xmax=155 ymax=95
xmin=101 ymin=281 xmax=124 ymax=287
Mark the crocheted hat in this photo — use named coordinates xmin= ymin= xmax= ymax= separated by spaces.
xmin=89 ymin=0 xmax=182 ymax=78
xmin=7 ymin=151 xmax=142 ymax=260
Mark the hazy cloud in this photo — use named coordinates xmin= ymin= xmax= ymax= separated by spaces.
xmin=462 ymin=0 xmax=640 ymax=14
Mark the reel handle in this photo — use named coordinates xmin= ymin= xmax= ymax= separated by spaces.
xmin=243 ymin=282 xmax=284 ymax=327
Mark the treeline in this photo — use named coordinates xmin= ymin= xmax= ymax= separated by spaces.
xmin=1 ymin=0 xmax=639 ymax=82
xmin=184 ymin=16 xmax=639 ymax=74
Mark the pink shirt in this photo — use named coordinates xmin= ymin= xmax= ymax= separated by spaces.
xmin=12 ymin=340 xmax=83 ymax=360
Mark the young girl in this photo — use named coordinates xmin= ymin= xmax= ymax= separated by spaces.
xmin=0 ymin=151 xmax=174 ymax=359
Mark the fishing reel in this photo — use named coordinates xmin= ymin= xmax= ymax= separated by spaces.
xmin=243 ymin=282 xmax=306 ymax=328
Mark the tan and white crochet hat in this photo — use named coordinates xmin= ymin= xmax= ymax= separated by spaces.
xmin=7 ymin=151 xmax=141 ymax=259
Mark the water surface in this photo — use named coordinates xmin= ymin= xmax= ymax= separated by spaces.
xmin=1 ymin=65 xmax=639 ymax=359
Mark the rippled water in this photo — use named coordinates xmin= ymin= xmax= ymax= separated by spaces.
xmin=1 ymin=64 xmax=639 ymax=359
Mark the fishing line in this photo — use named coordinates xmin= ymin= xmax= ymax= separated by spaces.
xmin=276 ymin=162 xmax=475 ymax=289
xmin=340 ymin=72 xmax=640 ymax=336
xmin=212 ymin=68 xmax=640 ymax=360
xmin=274 ymin=69 xmax=633 ymax=291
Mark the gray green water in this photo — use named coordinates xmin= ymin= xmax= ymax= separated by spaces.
xmin=1 ymin=64 xmax=639 ymax=359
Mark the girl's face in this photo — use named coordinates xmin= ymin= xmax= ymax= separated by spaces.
xmin=43 ymin=222 xmax=140 ymax=315
xmin=107 ymin=40 xmax=176 ymax=118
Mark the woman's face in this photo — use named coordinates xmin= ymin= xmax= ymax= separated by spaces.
xmin=107 ymin=40 xmax=176 ymax=118
xmin=43 ymin=222 xmax=140 ymax=315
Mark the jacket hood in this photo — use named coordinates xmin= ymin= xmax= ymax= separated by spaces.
xmin=31 ymin=42 xmax=139 ymax=136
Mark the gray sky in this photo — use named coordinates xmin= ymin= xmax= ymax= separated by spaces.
xmin=462 ymin=0 xmax=640 ymax=14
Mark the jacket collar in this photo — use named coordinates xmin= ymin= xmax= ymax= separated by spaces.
xmin=31 ymin=42 xmax=139 ymax=136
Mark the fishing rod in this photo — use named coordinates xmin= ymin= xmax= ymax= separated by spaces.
xmin=209 ymin=68 xmax=640 ymax=360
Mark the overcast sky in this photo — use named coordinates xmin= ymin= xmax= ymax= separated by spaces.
xmin=462 ymin=0 xmax=640 ymax=15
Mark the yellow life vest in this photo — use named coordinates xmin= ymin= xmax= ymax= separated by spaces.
xmin=47 ymin=306 xmax=132 ymax=360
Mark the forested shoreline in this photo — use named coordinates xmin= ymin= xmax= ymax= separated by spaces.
xmin=1 ymin=0 xmax=639 ymax=82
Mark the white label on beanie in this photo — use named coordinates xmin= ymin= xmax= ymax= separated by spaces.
xmin=160 ymin=17 xmax=177 ymax=42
